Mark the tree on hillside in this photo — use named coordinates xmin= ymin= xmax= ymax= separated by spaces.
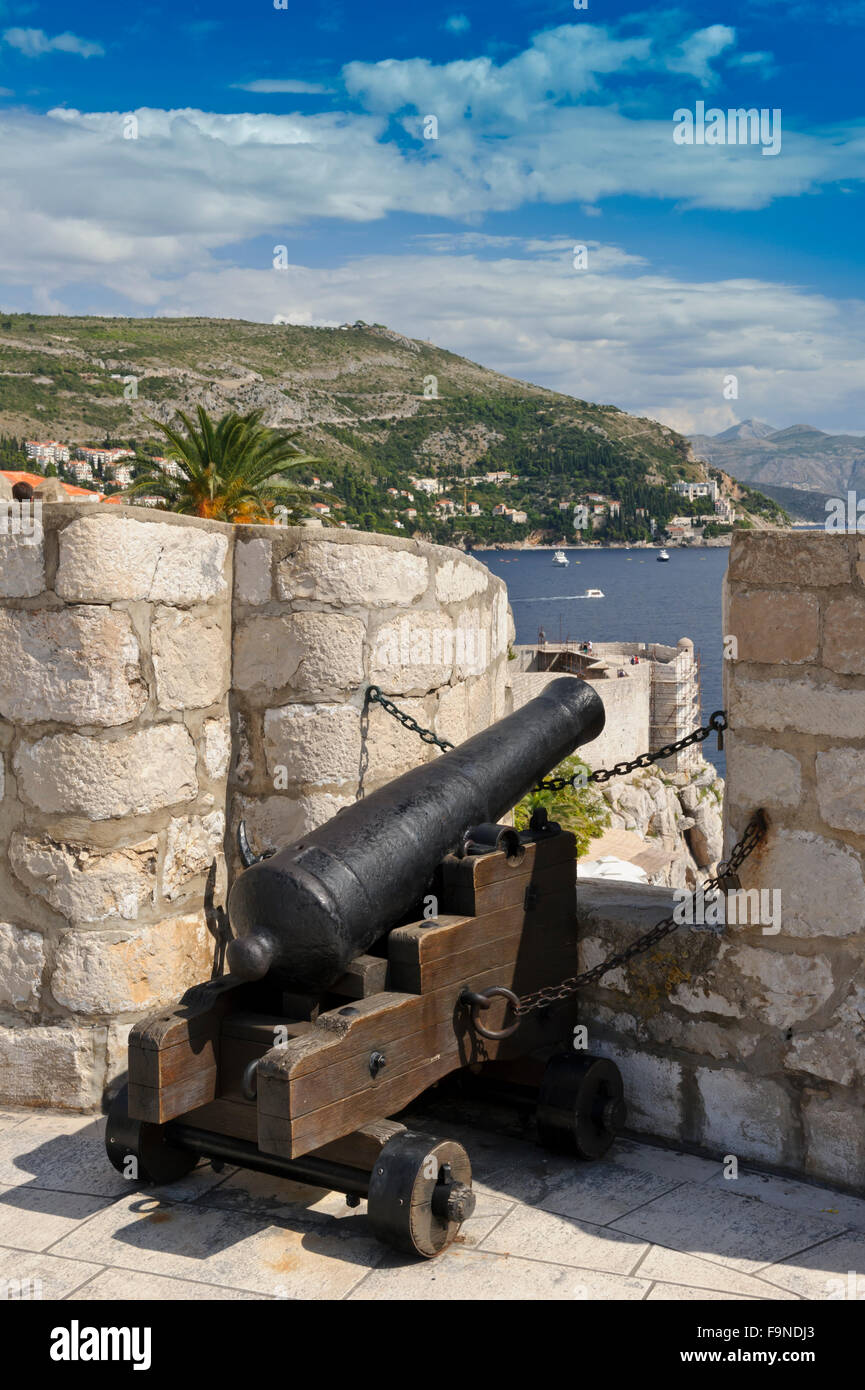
xmin=123 ymin=406 xmax=320 ymax=522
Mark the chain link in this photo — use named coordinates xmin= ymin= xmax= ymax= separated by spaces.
xmin=365 ymin=687 xmax=728 ymax=788
xmin=364 ymin=685 xmax=763 ymax=1030
xmin=512 ymin=809 xmax=766 ymax=1016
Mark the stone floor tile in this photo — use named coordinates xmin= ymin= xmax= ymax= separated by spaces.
xmin=757 ymin=1231 xmax=865 ymax=1301
xmin=0 ymin=1184 xmax=111 ymax=1252
xmin=707 ymin=1169 xmax=865 ymax=1233
xmin=480 ymin=1204 xmax=648 ymax=1274
xmin=0 ymin=1245 xmax=104 ymax=1299
xmin=0 ymin=1113 xmax=230 ymax=1201
xmin=349 ymin=1246 xmax=651 ymax=1300
xmin=646 ymin=1283 xmax=758 ymax=1301
xmin=610 ymin=1185 xmax=845 ymax=1276
xmin=611 ymin=1139 xmax=722 ymax=1186
xmin=48 ymin=1192 xmax=386 ymax=1299
xmin=67 ymin=1269 xmax=265 ymax=1300
xmin=476 ymin=1150 xmax=678 ymax=1224
xmin=636 ymin=1243 xmax=801 ymax=1299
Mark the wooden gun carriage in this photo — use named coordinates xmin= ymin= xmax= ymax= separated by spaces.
xmin=106 ymin=678 xmax=627 ymax=1258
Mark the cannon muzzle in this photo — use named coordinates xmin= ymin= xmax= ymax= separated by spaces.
xmin=226 ymin=675 xmax=604 ymax=991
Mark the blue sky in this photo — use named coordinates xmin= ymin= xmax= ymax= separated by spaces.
xmin=0 ymin=0 xmax=863 ymax=434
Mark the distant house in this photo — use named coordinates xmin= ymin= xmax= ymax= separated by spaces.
xmin=26 ymin=440 xmax=69 ymax=466
xmin=510 ymin=510 xmax=528 ymax=524
xmin=674 ymin=479 xmax=718 ymax=503
xmin=311 ymin=502 xmax=331 ymax=515
xmin=405 ymin=508 xmax=418 ymax=519
xmin=485 ymin=471 xmax=511 ymax=484
xmin=466 ymin=502 xmax=481 ymax=516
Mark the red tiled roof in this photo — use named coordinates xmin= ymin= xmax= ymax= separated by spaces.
xmin=1 ymin=470 xmax=104 ymax=500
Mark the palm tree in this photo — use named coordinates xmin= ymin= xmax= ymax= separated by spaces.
xmin=122 ymin=406 xmax=320 ymax=523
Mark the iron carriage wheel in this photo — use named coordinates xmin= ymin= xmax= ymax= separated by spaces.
xmin=536 ymin=1053 xmax=627 ymax=1159
xmin=366 ymin=1131 xmax=476 ymax=1258
xmin=104 ymin=1083 xmax=198 ymax=1186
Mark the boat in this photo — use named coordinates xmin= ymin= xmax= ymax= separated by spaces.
xmin=585 ymin=588 xmax=604 ymax=598
xmin=552 ymin=550 xmax=569 ymax=566
xmin=657 ymin=548 xmax=670 ymax=562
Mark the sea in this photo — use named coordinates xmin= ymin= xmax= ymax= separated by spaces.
xmin=473 ymin=545 xmax=729 ymax=776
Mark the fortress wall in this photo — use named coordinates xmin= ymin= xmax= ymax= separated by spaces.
xmin=229 ymin=526 xmax=513 ymax=868
xmin=0 ymin=505 xmax=233 ymax=1109
xmin=577 ymin=532 xmax=865 ymax=1192
xmin=0 ymin=507 xmax=512 ymax=1108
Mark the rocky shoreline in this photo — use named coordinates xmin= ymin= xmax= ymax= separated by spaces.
xmin=593 ymin=757 xmax=724 ymax=890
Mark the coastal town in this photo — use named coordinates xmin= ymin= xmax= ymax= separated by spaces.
xmin=4 ymin=438 xmax=742 ymax=545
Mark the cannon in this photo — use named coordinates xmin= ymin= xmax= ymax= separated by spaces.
xmin=106 ymin=676 xmax=628 ymax=1258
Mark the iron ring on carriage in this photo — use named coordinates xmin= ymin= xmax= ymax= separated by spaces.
xmin=460 ymin=986 xmax=521 ymax=1040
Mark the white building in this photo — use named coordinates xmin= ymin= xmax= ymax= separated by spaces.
xmin=26 ymin=440 xmax=70 ymax=465
xmin=674 ymin=479 xmax=718 ymax=503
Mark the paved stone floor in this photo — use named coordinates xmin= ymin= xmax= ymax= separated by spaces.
xmin=1 ymin=1099 xmax=863 ymax=1301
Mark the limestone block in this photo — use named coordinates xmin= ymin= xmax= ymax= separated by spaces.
xmin=0 ymin=922 xmax=45 ymax=1010
xmin=720 ymin=942 xmax=834 ymax=1027
xmin=234 ymin=536 xmax=272 ymax=605
xmin=263 ymin=704 xmax=361 ymax=786
xmin=0 ymin=752 xmax=4 ymax=803
xmin=591 ymin=1042 xmax=683 ymax=1139
xmin=435 ymin=684 xmax=468 ymax=746
xmin=725 ymin=740 xmax=801 ymax=809
xmin=816 ymin=748 xmax=865 ymax=834
xmin=202 ymin=716 xmax=231 ymax=781
xmin=277 ymin=541 xmax=428 ymax=607
xmin=492 ymin=587 xmax=512 ymax=658
xmin=0 ymin=1024 xmax=103 ymax=1108
xmin=730 ymin=674 xmax=865 ymax=738
xmin=670 ymin=983 xmax=743 ymax=1018
xmin=50 ymin=915 xmax=213 ymax=1015
xmin=14 ymin=724 xmax=198 ymax=818
xmin=696 ymin=1069 xmax=794 ymax=1164
xmin=434 ymin=558 xmax=488 ymax=603
xmin=234 ymin=612 xmax=364 ymax=695
xmin=455 ymin=606 xmax=491 ymax=679
xmin=0 ymin=606 xmax=146 ymax=725
xmin=9 ymin=832 xmax=158 ymax=923
xmin=578 ymin=936 xmax=628 ymax=992
xmin=738 ymin=829 xmax=865 ymax=938
xmin=232 ymin=792 xmax=351 ymax=853
xmin=162 ymin=812 xmax=225 ymax=900
xmin=729 ymin=533 xmax=850 ymax=587
xmin=802 ymin=1090 xmax=865 ymax=1188
xmin=151 ymin=607 xmax=229 ymax=711
xmin=365 ymin=700 xmax=436 ymax=782
xmin=0 ymin=531 xmax=45 ymax=597
xmin=726 ymin=589 xmax=819 ymax=664
xmin=56 ymin=516 xmax=228 ymax=605
xmin=787 ymin=984 xmax=865 ymax=1086
xmin=822 ymin=594 xmax=865 ymax=674
xmin=369 ymin=612 xmax=455 ymax=694
xmin=105 ymin=1021 xmax=132 ymax=1096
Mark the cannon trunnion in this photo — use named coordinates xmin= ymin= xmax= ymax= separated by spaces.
xmin=107 ymin=677 xmax=626 ymax=1258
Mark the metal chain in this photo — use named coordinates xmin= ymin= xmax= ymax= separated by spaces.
xmin=365 ymin=685 xmax=764 ymax=1028
xmin=365 ymin=686 xmax=728 ymax=787
xmin=512 ymin=809 xmax=767 ymax=1017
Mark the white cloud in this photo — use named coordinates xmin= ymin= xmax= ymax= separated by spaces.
xmin=231 ymin=79 xmax=333 ymax=94
xmin=444 ymin=14 xmax=470 ymax=34
xmin=4 ymin=238 xmax=859 ymax=434
xmin=664 ymin=25 xmax=736 ymax=86
xmin=2 ymin=27 xmax=104 ymax=59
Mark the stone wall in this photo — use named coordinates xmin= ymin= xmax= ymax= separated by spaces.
xmin=0 ymin=507 xmax=511 ymax=1109
xmin=229 ymin=527 xmax=512 ymax=864
xmin=577 ymin=532 xmax=865 ymax=1193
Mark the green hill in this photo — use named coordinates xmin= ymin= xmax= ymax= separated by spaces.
xmin=0 ymin=314 xmax=783 ymax=542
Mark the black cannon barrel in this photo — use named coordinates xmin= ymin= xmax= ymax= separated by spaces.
xmin=226 ymin=676 xmax=605 ymax=991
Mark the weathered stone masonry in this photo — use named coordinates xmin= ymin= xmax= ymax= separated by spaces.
xmin=578 ymin=532 xmax=865 ymax=1193
xmin=0 ymin=506 xmax=512 ymax=1108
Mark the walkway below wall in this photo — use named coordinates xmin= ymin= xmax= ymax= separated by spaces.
xmin=0 ymin=1098 xmax=862 ymax=1301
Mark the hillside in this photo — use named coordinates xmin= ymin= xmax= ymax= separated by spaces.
xmin=691 ymin=421 xmax=865 ymax=497
xmin=0 ymin=314 xmax=782 ymax=542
